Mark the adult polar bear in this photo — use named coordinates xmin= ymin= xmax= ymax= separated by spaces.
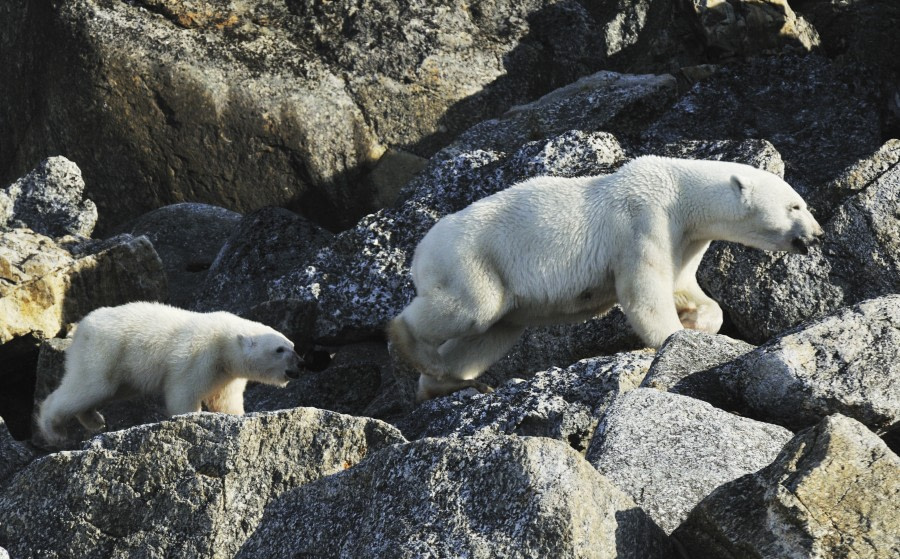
xmin=38 ymin=302 xmax=302 ymax=446
xmin=389 ymin=156 xmax=824 ymax=401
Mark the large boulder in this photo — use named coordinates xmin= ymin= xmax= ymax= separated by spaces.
xmin=673 ymin=414 xmax=900 ymax=558
xmin=0 ymin=408 xmax=405 ymax=558
xmin=703 ymin=295 xmax=900 ymax=435
xmin=117 ymin=202 xmax=241 ymax=308
xmin=586 ymin=388 xmax=792 ymax=534
xmin=0 ymin=418 xmax=35 ymax=484
xmin=237 ymin=435 xmax=674 ymax=559
xmin=397 ymin=351 xmax=655 ymax=450
xmin=0 ymin=156 xmax=96 ymax=238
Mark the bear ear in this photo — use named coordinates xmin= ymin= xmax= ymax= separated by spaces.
xmin=731 ymin=175 xmax=753 ymax=205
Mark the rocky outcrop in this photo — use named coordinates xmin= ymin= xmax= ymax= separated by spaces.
xmin=237 ymin=435 xmax=674 ymax=559
xmin=674 ymin=414 xmax=900 ymax=558
xmin=0 ymin=408 xmax=405 ymax=558
xmin=704 ymin=294 xmax=900 ymax=434
xmin=398 ymin=351 xmax=654 ymax=451
xmin=0 ymin=418 xmax=35 ymax=484
xmin=586 ymin=389 xmax=792 ymax=533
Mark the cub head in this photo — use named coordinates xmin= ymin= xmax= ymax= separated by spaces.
xmin=730 ymin=172 xmax=824 ymax=254
xmin=238 ymin=331 xmax=303 ymax=386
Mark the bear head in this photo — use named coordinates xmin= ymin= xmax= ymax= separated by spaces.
xmin=237 ymin=331 xmax=303 ymax=386
xmin=730 ymin=171 xmax=824 ymax=254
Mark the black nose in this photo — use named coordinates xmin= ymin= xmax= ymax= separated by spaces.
xmin=792 ymin=237 xmax=810 ymax=254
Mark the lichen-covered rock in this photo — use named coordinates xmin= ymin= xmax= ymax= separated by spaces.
xmin=0 ymin=408 xmax=406 ymax=559
xmin=0 ymin=231 xmax=167 ymax=345
xmin=0 ymin=417 xmax=35 ymax=484
xmin=237 ymin=435 xmax=674 ymax=559
xmin=118 ymin=203 xmax=241 ymax=308
xmin=640 ymin=330 xmax=754 ymax=402
xmin=586 ymin=389 xmax=792 ymax=534
xmin=0 ymin=156 xmax=97 ymax=238
xmin=698 ymin=139 xmax=900 ymax=342
xmin=707 ymin=295 xmax=900 ymax=434
xmin=683 ymin=0 xmax=820 ymax=57
xmin=397 ymin=351 xmax=654 ymax=452
xmin=673 ymin=414 xmax=900 ymax=558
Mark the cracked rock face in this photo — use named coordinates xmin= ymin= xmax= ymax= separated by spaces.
xmin=237 ymin=435 xmax=674 ymax=559
xmin=586 ymin=388 xmax=792 ymax=534
xmin=0 ymin=408 xmax=405 ymax=559
xmin=673 ymin=414 xmax=900 ymax=558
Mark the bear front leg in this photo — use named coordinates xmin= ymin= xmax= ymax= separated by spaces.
xmin=204 ymin=379 xmax=248 ymax=415
xmin=616 ymin=259 xmax=684 ymax=348
xmin=673 ymin=288 xmax=723 ymax=335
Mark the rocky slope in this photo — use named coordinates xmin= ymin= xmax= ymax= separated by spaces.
xmin=2 ymin=1 xmax=899 ymax=557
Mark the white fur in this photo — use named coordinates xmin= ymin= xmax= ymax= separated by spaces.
xmin=388 ymin=156 xmax=824 ymax=400
xmin=37 ymin=302 xmax=302 ymax=446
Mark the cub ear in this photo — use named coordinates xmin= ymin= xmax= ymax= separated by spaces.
xmin=731 ymin=175 xmax=753 ymax=205
xmin=237 ymin=334 xmax=257 ymax=352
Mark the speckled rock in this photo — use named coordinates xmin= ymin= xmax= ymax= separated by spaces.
xmin=0 ymin=417 xmax=35 ymax=484
xmin=698 ymin=139 xmax=900 ymax=342
xmin=640 ymin=330 xmax=754 ymax=403
xmin=237 ymin=435 xmax=674 ymax=559
xmin=0 ymin=408 xmax=406 ymax=559
xmin=118 ymin=203 xmax=241 ymax=308
xmin=673 ymin=414 xmax=900 ymax=558
xmin=397 ymin=351 xmax=654 ymax=451
xmin=0 ymin=157 xmax=96 ymax=238
xmin=707 ymin=295 xmax=900 ymax=434
xmin=586 ymin=388 xmax=792 ymax=534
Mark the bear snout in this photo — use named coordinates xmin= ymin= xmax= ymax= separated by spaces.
xmin=285 ymin=368 xmax=301 ymax=380
xmin=791 ymin=232 xmax=823 ymax=254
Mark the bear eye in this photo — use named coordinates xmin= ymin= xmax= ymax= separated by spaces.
xmin=276 ymin=347 xmax=285 ymax=354
xmin=790 ymin=204 xmax=802 ymax=211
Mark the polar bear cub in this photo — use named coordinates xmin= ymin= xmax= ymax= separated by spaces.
xmin=37 ymin=301 xmax=302 ymax=446
xmin=389 ymin=156 xmax=824 ymax=400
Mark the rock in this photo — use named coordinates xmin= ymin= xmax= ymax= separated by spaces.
xmin=31 ymin=337 xmax=167 ymax=449
xmin=117 ymin=203 xmax=241 ymax=308
xmin=0 ymin=1 xmax=633 ymax=234
xmin=698 ymin=139 xmax=900 ymax=342
xmin=0 ymin=408 xmax=405 ymax=558
xmin=0 ymin=231 xmax=167 ymax=345
xmin=0 ymin=156 xmax=97 ymax=238
xmin=586 ymin=388 xmax=792 ymax=534
xmin=237 ymin=435 xmax=674 ymax=559
xmin=194 ymin=207 xmax=332 ymax=317
xmin=683 ymin=0 xmax=820 ymax=57
xmin=673 ymin=414 xmax=900 ymax=558
xmin=0 ymin=417 xmax=35 ymax=484
xmin=706 ymin=295 xmax=900 ymax=434
xmin=397 ymin=351 xmax=654 ymax=452
xmin=640 ymin=330 xmax=754 ymax=402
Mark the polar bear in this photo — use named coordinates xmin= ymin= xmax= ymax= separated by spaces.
xmin=389 ymin=156 xmax=824 ymax=401
xmin=37 ymin=301 xmax=302 ymax=446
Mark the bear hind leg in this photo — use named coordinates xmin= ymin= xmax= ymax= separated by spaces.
xmin=37 ymin=380 xmax=115 ymax=446
xmin=75 ymin=409 xmax=106 ymax=432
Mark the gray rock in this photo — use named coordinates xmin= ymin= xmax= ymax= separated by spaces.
xmin=673 ymin=414 xmax=900 ymax=558
xmin=707 ymin=295 xmax=900 ymax=434
xmin=0 ymin=408 xmax=405 ymax=559
xmin=698 ymin=139 xmax=900 ymax=342
xmin=397 ymin=351 xmax=655 ymax=452
xmin=237 ymin=435 xmax=674 ymax=559
xmin=118 ymin=203 xmax=241 ymax=308
xmin=0 ymin=156 xmax=97 ymax=238
xmin=586 ymin=388 xmax=792 ymax=534
xmin=640 ymin=330 xmax=754 ymax=403
xmin=194 ymin=207 xmax=332 ymax=317
xmin=0 ymin=417 xmax=35 ymax=484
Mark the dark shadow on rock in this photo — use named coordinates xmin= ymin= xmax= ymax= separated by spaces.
xmin=0 ymin=334 xmax=40 ymax=440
